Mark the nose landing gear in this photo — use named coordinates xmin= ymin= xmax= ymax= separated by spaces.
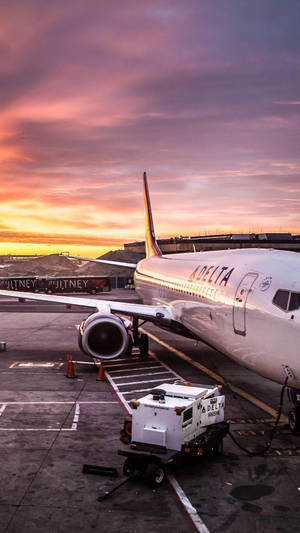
xmin=288 ymin=388 xmax=300 ymax=434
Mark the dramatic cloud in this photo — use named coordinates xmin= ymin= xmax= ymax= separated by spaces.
xmin=0 ymin=0 xmax=299 ymax=255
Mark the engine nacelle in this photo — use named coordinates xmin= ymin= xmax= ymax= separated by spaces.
xmin=78 ymin=312 xmax=130 ymax=360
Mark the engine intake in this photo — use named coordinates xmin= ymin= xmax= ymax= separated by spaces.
xmin=79 ymin=312 xmax=129 ymax=360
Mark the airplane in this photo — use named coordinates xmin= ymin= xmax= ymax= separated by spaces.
xmin=0 ymin=172 xmax=299 ymax=433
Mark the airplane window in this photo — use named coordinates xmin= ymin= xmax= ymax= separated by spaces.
xmin=273 ymin=290 xmax=289 ymax=311
xmin=288 ymin=292 xmax=300 ymax=311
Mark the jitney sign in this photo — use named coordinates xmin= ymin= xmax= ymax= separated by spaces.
xmin=188 ymin=265 xmax=235 ymax=286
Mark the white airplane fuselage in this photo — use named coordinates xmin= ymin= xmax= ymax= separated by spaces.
xmin=134 ymin=248 xmax=300 ymax=388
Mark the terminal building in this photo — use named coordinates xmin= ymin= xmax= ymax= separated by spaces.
xmin=125 ymin=233 xmax=300 ymax=254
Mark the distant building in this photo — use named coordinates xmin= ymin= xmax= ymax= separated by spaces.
xmin=124 ymin=233 xmax=300 ymax=254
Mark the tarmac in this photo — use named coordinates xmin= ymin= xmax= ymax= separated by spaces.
xmin=0 ymin=289 xmax=299 ymax=533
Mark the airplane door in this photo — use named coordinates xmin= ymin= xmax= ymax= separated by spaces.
xmin=233 ymin=273 xmax=258 ymax=336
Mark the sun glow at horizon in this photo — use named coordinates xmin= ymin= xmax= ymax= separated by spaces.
xmin=0 ymin=242 xmax=120 ymax=258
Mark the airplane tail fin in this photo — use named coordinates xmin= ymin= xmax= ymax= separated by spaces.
xmin=143 ymin=172 xmax=162 ymax=258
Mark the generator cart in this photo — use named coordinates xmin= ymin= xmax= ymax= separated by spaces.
xmin=118 ymin=382 xmax=229 ymax=488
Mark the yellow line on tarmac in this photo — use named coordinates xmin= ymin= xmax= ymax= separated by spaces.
xmin=143 ymin=329 xmax=288 ymax=422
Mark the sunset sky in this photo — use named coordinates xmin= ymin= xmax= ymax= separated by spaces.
xmin=0 ymin=1 xmax=299 ymax=256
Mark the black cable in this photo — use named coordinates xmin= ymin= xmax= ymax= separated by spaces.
xmin=227 ymin=376 xmax=289 ymax=456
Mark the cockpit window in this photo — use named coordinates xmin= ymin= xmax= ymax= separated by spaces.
xmin=288 ymin=292 xmax=300 ymax=311
xmin=273 ymin=290 xmax=289 ymax=311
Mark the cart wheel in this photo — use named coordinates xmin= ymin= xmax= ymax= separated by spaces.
xmin=120 ymin=429 xmax=130 ymax=444
xmin=124 ymin=420 xmax=132 ymax=437
xmin=123 ymin=457 xmax=137 ymax=476
xmin=145 ymin=462 xmax=165 ymax=488
xmin=209 ymin=439 xmax=223 ymax=457
xmin=288 ymin=407 xmax=300 ymax=434
xmin=138 ymin=333 xmax=149 ymax=357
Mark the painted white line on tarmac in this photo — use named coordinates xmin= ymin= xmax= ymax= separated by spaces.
xmin=113 ymin=370 xmax=174 ymax=380
xmin=72 ymin=403 xmax=80 ymax=430
xmin=105 ymin=370 xmax=132 ymax=415
xmin=0 ymin=428 xmax=77 ymax=432
xmin=73 ymin=357 xmax=141 ymax=365
xmin=76 ymin=401 xmax=118 ymax=404
xmin=117 ymin=377 xmax=175 ymax=387
xmin=104 ymin=360 xmax=150 ymax=369
xmin=122 ymin=388 xmax=154 ymax=395
xmin=0 ymin=401 xmax=118 ymax=405
xmin=18 ymin=363 xmax=56 ymax=368
xmin=9 ymin=362 xmax=64 ymax=369
xmin=0 ymin=401 xmax=118 ymax=431
xmin=109 ymin=364 xmax=161 ymax=374
xmin=167 ymin=474 xmax=210 ymax=533
xmin=72 ymin=361 xmax=95 ymax=365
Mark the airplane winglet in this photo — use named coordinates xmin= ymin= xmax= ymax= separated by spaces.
xmin=143 ymin=172 xmax=162 ymax=258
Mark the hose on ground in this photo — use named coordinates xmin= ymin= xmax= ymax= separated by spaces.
xmin=227 ymin=376 xmax=288 ymax=456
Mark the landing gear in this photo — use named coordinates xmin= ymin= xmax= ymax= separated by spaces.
xmin=288 ymin=408 xmax=300 ymax=434
xmin=132 ymin=317 xmax=139 ymax=346
xmin=126 ymin=335 xmax=133 ymax=357
xmin=138 ymin=333 xmax=149 ymax=357
xmin=287 ymin=388 xmax=300 ymax=434
xmin=131 ymin=317 xmax=149 ymax=357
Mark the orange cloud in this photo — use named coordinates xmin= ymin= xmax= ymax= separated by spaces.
xmin=0 ymin=229 xmax=124 ymax=247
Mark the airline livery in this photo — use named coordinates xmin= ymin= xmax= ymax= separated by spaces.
xmin=0 ymin=173 xmax=299 ymax=432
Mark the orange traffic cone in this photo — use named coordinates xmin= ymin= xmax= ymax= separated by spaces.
xmin=65 ymin=354 xmax=77 ymax=379
xmin=96 ymin=361 xmax=105 ymax=381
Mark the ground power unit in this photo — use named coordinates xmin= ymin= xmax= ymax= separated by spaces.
xmin=130 ymin=382 xmax=225 ymax=452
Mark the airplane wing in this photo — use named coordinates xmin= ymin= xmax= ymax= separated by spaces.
xmin=0 ymin=289 xmax=172 ymax=323
xmin=66 ymin=256 xmax=137 ymax=268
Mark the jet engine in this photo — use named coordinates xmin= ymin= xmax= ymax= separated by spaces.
xmin=78 ymin=312 xmax=130 ymax=360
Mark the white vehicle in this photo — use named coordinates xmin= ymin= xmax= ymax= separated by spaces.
xmin=131 ymin=383 xmax=225 ymax=452
xmin=0 ymin=173 xmax=300 ymax=431
xmin=117 ymin=382 xmax=228 ymax=490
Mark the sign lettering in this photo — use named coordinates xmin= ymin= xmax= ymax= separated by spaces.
xmin=188 ymin=264 xmax=235 ymax=287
